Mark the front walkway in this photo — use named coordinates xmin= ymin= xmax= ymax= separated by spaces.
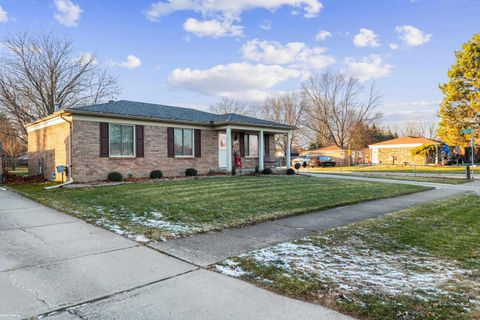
xmin=0 ymin=188 xmax=350 ymax=320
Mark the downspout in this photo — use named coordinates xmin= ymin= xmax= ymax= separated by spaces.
xmin=45 ymin=113 xmax=74 ymax=189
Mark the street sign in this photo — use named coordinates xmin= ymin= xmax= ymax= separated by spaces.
xmin=461 ymin=128 xmax=474 ymax=134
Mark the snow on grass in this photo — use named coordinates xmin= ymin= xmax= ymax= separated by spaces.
xmin=216 ymin=236 xmax=478 ymax=303
xmin=214 ymin=259 xmax=247 ymax=277
xmin=93 ymin=208 xmax=200 ymax=242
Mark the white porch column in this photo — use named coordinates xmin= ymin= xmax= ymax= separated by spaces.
xmin=259 ymin=130 xmax=264 ymax=171
xmin=286 ymin=131 xmax=291 ymax=168
xmin=226 ymin=126 xmax=232 ymax=172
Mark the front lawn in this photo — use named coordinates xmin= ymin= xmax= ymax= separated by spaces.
xmin=8 ymin=176 xmax=428 ymax=242
xmin=215 ymin=194 xmax=480 ymax=320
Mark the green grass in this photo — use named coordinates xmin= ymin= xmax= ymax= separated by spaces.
xmin=8 ymin=176 xmax=429 ymax=241
xmin=319 ymin=172 xmax=470 ymax=184
xmin=219 ymin=194 xmax=480 ymax=320
xmin=309 ymin=165 xmax=466 ymax=174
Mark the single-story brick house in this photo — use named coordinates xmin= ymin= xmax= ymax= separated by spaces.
xmin=368 ymin=136 xmax=442 ymax=165
xmin=301 ymin=145 xmax=364 ymax=166
xmin=26 ymin=100 xmax=294 ymax=182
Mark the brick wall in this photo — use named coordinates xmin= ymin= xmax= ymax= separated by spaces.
xmin=376 ymin=147 xmax=426 ymax=165
xmin=71 ymin=120 xmax=219 ymax=182
xmin=28 ymin=121 xmax=70 ymax=181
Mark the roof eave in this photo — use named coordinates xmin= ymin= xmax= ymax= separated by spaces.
xmin=66 ymin=109 xmax=296 ymax=130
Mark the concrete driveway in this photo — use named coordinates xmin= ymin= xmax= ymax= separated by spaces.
xmin=0 ymin=188 xmax=351 ymax=320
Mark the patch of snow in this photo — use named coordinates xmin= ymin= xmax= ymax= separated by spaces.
xmin=216 ymin=236 xmax=479 ymax=304
xmin=215 ymin=259 xmax=247 ymax=277
xmin=135 ymin=235 xmax=150 ymax=243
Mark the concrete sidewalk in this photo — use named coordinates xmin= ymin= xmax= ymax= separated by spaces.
xmin=305 ymin=172 xmax=480 ymax=191
xmin=0 ymin=188 xmax=351 ymax=320
xmin=150 ymin=187 xmax=467 ymax=266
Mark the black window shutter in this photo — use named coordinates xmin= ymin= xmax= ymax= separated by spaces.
xmin=194 ymin=129 xmax=201 ymax=158
xmin=239 ymin=133 xmax=245 ymax=157
xmin=167 ymin=127 xmax=174 ymax=158
xmin=136 ymin=125 xmax=144 ymax=157
xmin=99 ymin=122 xmax=109 ymax=157
xmin=264 ymin=134 xmax=270 ymax=156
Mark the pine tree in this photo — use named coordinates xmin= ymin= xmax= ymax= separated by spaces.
xmin=438 ymin=33 xmax=480 ymax=146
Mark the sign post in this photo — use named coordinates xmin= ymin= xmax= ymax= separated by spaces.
xmin=461 ymin=128 xmax=475 ymax=179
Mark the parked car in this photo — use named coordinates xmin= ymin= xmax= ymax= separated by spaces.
xmin=292 ymin=155 xmax=310 ymax=167
xmin=309 ymin=156 xmax=336 ymax=167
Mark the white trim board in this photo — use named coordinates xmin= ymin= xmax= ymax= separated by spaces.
xmin=369 ymin=143 xmax=425 ymax=149
xmin=26 ymin=116 xmax=72 ymax=132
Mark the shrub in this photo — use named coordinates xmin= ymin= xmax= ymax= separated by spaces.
xmin=294 ymin=163 xmax=301 ymax=170
xmin=150 ymin=170 xmax=163 ymax=179
xmin=107 ymin=171 xmax=123 ymax=182
xmin=185 ymin=168 xmax=198 ymax=177
xmin=232 ymin=166 xmax=236 ymax=176
xmin=286 ymin=168 xmax=296 ymax=175
xmin=255 ymin=166 xmax=260 ymax=174
xmin=262 ymin=168 xmax=273 ymax=175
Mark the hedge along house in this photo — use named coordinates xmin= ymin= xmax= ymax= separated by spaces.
xmin=368 ymin=136 xmax=442 ymax=166
xmin=26 ymin=100 xmax=294 ymax=182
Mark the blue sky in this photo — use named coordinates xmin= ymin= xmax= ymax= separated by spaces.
xmin=0 ymin=0 xmax=478 ymax=127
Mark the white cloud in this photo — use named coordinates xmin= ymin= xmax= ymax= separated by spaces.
xmin=115 ymin=55 xmax=142 ymax=69
xmin=259 ymin=19 xmax=272 ymax=30
xmin=168 ymin=62 xmax=301 ymax=101
xmin=183 ymin=18 xmax=243 ymax=37
xmin=395 ymin=25 xmax=432 ymax=47
xmin=0 ymin=6 xmax=8 ymax=23
xmin=353 ymin=28 xmax=380 ymax=47
xmin=389 ymin=43 xmax=399 ymax=50
xmin=146 ymin=0 xmax=323 ymax=20
xmin=76 ymin=52 xmax=97 ymax=65
xmin=344 ymin=55 xmax=393 ymax=82
xmin=242 ymin=39 xmax=335 ymax=69
xmin=54 ymin=0 xmax=82 ymax=27
xmin=315 ymin=30 xmax=332 ymax=41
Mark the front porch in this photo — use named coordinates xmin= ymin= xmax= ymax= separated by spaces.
xmin=217 ymin=126 xmax=292 ymax=173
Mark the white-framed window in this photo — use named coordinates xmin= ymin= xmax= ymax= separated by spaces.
xmin=174 ymin=128 xmax=194 ymax=157
xmin=245 ymin=134 xmax=258 ymax=157
xmin=109 ymin=123 xmax=135 ymax=157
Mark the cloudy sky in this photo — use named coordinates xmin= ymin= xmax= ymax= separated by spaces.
xmin=0 ymin=0 xmax=478 ymax=126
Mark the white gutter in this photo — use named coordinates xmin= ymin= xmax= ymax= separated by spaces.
xmin=45 ymin=113 xmax=74 ymax=190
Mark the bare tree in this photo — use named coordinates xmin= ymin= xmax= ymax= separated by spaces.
xmin=260 ymin=91 xmax=307 ymax=153
xmin=209 ymin=97 xmax=251 ymax=115
xmin=302 ymin=72 xmax=382 ymax=147
xmin=0 ymin=32 xmax=120 ymax=141
xmin=397 ymin=119 xmax=439 ymax=139
xmin=0 ymin=113 xmax=26 ymax=168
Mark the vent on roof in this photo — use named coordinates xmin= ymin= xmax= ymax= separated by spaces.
xmin=108 ymin=100 xmax=115 ymax=103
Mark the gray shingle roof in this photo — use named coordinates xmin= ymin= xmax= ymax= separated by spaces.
xmin=66 ymin=100 xmax=294 ymax=130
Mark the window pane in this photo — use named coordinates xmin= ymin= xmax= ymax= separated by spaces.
xmin=248 ymin=134 xmax=258 ymax=156
xmin=183 ymin=129 xmax=193 ymax=156
xmin=121 ymin=125 xmax=134 ymax=156
xmin=174 ymin=129 xmax=183 ymax=156
xmin=109 ymin=124 xmax=122 ymax=156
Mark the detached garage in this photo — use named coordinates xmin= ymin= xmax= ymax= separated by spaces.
xmin=369 ymin=136 xmax=442 ymax=166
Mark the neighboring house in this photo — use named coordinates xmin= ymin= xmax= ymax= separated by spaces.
xmin=26 ymin=100 xmax=294 ymax=182
xmin=368 ymin=136 xmax=442 ymax=165
xmin=301 ymin=145 xmax=364 ymax=166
